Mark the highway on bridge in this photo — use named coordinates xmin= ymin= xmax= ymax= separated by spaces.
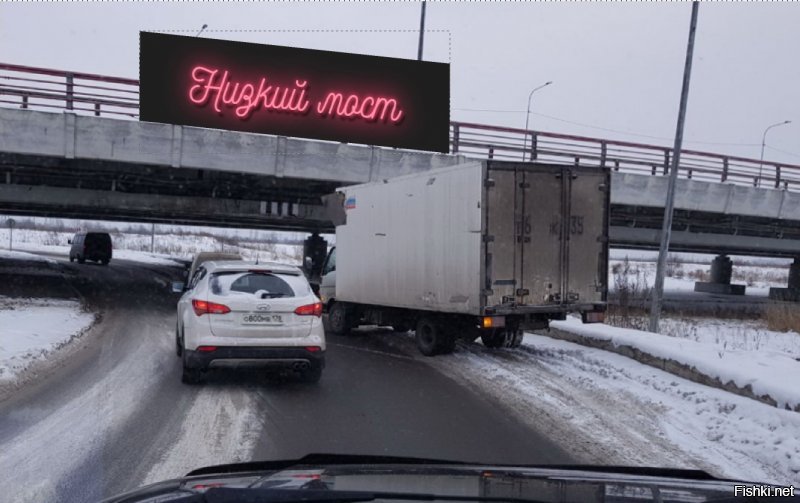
xmin=0 ymin=254 xmax=572 ymax=503
xmin=4 ymin=63 xmax=800 ymax=261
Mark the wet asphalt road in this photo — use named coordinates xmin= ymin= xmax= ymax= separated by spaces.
xmin=0 ymin=254 xmax=572 ymax=503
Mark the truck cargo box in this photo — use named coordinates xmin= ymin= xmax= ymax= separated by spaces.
xmin=333 ymin=161 xmax=608 ymax=317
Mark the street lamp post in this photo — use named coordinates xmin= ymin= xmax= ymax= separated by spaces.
xmin=523 ymin=81 xmax=553 ymax=161
xmin=758 ymin=120 xmax=791 ymax=188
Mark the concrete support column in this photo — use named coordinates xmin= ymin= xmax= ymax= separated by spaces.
xmin=788 ymin=259 xmax=800 ymax=290
xmin=694 ymin=254 xmax=746 ymax=295
xmin=709 ymin=254 xmax=733 ymax=284
xmin=769 ymin=257 xmax=800 ymax=301
xmin=302 ymin=232 xmax=328 ymax=279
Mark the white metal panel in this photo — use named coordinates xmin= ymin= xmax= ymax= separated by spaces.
xmin=336 ymin=162 xmax=484 ymax=315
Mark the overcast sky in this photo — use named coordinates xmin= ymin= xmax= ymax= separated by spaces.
xmin=1 ymin=1 xmax=798 ymax=164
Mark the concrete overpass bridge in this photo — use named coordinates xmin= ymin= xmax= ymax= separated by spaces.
xmin=3 ymin=62 xmax=800 ymax=296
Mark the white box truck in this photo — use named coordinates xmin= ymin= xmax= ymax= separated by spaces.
xmin=318 ymin=161 xmax=609 ymax=356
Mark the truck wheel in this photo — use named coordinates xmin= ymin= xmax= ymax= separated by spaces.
xmin=481 ymin=329 xmax=505 ymax=349
xmin=415 ymin=318 xmax=441 ymax=356
xmin=416 ymin=318 xmax=456 ymax=356
xmin=508 ymin=329 xmax=524 ymax=348
xmin=78 ymin=256 xmax=85 ymax=264
xmin=328 ymin=302 xmax=353 ymax=335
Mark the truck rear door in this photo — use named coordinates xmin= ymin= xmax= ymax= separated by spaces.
xmin=484 ymin=163 xmax=608 ymax=309
xmin=564 ymin=168 xmax=609 ymax=306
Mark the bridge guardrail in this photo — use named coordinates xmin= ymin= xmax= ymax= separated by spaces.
xmin=0 ymin=63 xmax=138 ymax=118
xmin=450 ymin=121 xmax=800 ymax=191
xmin=2 ymin=62 xmax=798 ymax=191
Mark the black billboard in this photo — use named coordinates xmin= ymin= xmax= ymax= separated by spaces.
xmin=139 ymin=32 xmax=450 ymax=153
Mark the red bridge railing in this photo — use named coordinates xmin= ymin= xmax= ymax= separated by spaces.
xmin=2 ymin=62 xmax=798 ymax=190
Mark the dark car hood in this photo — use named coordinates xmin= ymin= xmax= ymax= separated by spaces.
xmin=100 ymin=453 xmax=774 ymax=503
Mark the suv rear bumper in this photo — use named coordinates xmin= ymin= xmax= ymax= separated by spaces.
xmin=184 ymin=346 xmax=325 ymax=371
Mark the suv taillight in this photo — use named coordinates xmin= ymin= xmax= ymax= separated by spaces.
xmin=192 ymin=299 xmax=231 ymax=316
xmin=294 ymin=302 xmax=322 ymax=317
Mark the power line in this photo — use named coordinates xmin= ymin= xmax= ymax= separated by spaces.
xmin=766 ymin=145 xmax=800 ymax=159
xmin=453 ymin=107 xmax=762 ymax=147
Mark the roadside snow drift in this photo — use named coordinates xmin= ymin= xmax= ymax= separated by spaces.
xmin=551 ymin=317 xmax=800 ymax=412
xmin=0 ymin=296 xmax=95 ymax=382
xmin=411 ymin=333 xmax=800 ymax=484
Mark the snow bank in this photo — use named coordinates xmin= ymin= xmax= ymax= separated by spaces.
xmin=0 ymin=297 xmax=96 ymax=382
xmin=405 ymin=330 xmax=800 ymax=483
xmin=111 ymin=249 xmax=186 ymax=266
xmin=551 ymin=317 xmax=800 ymax=412
xmin=0 ymin=225 xmax=311 ymax=266
xmin=0 ymin=250 xmax=57 ymax=264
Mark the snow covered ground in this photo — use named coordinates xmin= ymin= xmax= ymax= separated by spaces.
xmin=0 ymin=216 xmax=323 ymax=267
xmin=641 ymin=317 xmax=800 ymax=358
xmin=552 ymin=317 xmax=800 ymax=411
xmin=0 ymin=249 xmax=57 ymax=264
xmin=415 ymin=332 xmax=800 ymax=484
xmin=610 ymin=249 xmax=790 ymax=296
xmin=0 ymin=296 xmax=96 ymax=383
xmin=0 ymin=230 xmax=304 ymax=266
xmin=3 ymin=219 xmax=797 ymax=485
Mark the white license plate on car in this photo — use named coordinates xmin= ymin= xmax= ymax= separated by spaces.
xmin=242 ymin=313 xmax=283 ymax=324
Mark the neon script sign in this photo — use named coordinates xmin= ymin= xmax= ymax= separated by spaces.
xmin=140 ymin=33 xmax=449 ymax=152
xmin=188 ymin=65 xmax=405 ymax=124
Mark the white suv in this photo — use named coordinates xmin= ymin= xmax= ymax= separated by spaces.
xmin=174 ymin=261 xmax=326 ymax=384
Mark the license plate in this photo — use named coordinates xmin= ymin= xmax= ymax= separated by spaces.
xmin=242 ymin=313 xmax=283 ymax=324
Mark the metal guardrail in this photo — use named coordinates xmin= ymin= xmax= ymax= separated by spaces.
xmin=450 ymin=121 xmax=800 ymax=190
xmin=0 ymin=63 xmax=138 ymax=118
xmin=3 ymin=62 xmax=798 ymax=190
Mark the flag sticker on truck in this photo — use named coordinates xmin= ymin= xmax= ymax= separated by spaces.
xmin=344 ymin=197 xmax=357 ymax=210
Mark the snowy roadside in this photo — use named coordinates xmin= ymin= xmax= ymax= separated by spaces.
xmin=409 ymin=333 xmax=800 ymax=485
xmin=550 ymin=317 xmax=800 ymax=412
xmin=1 ymin=226 xmax=305 ymax=266
xmin=0 ymin=249 xmax=58 ymax=264
xmin=0 ymin=296 xmax=96 ymax=384
xmin=5 ymin=242 xmax=186 ymax=267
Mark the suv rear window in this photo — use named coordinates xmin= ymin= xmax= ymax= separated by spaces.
xmin=209 ymin=271 xmax=310 ymax=298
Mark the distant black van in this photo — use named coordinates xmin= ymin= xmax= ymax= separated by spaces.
xmin=69 ymin=232 xmax=112 ymax=265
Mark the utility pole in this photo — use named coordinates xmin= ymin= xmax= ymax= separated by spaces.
xmin=649 ymin=1 xmax=699 ymax=333
xmin=7 ymin=218 xmax=14 ymax=251
xmin=417 ymin=1 xmax=427 ymax=61
xmin=150 ymin=223 xmax=155 ymax=253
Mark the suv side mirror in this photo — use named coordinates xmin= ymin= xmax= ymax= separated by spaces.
xmin=171 ymin=281 xmax=185 ymax=293
xmin=68 ymin=239 xmax=72 ymax=244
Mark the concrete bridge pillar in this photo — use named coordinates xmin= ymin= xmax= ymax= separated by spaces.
xmin=769 ymin=257 xmax=800 ymax=301
xmin=694 ymin=254 xmax=746 ymax=295
xmin=302 ymin=232 xmax=328 ymax=280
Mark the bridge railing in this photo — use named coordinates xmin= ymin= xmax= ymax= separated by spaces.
xmin=451 ymin=121 xmax=800 ymax=190
xmin=0 ymin=63 xmax=139 ymax=118
xmin=2 ymin=62 xmax=799 ymax=191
